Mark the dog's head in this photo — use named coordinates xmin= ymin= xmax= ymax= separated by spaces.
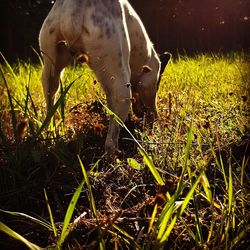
xmin=132 ymin=52 xmax=171 ymax=126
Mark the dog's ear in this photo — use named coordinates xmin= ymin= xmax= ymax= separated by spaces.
xmin=159 ymin=52 xmax=171 ymax=75
xmin=157 ymin=52 xmax=171 ymax=90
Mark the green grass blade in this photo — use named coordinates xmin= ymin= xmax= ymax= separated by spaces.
xmin=78 ymin=155 xmax=97 ymax=217
xmin=35 ymin=75 xmax=81 ymax=139
xmin=108 ymin=229 xmax=132 ymax=248
xmin=100 ymin=99 xmax=164 ymax=186
xmin=138 ymin=147 xmax=164 ymax=186
xmin=231 ymin=226 xmax=250 ymax=248
xmin=156 ymin=173 xmax=203 ymax=247
xmin=26 ymin=85 xmax=39 ymax=119
xmin=59 ymin=79 xmax=65 ymax=123
xmin=0 ymin=209 xmax=52 ymax=231
xmin=0 ymin=52 xmax=19 ymax=84
xmin=43 ymin=189 xmax=57 ymax=238
xmin=157 ymin=203 xmax=175 ymax=240
xmin=148 ymin=204 xmax=158 ymax=234
xmin=31 ymin=47 xmax=44 ymax=67
xmin=159 ymin=215 xmax=177 ymax=245
xmin=127 ymin=158 xmax=144 ymax=170
xmin=57 ymin=179 xmax=85 ymax=246
xmin=113 ymin=224 xmax=135 ymax=241
xmin=112 ymin=224 xmax=140 ymax=249
xmin=201 ymin=173 xmax=213 ymax=203
xmin=184 ymin=126 xmax=194 ymax=176
xmin=0 ymin=221 xmax=42 ymax=250
xmin=219 ymin=153 xmax=228 ymax=190
xmin=157 ymin=194 xmax=176 ymax=226
xmin=181 ymin=126 xmax=194 ymax=184
xmin=225 ymin=163 xmax=234 ymax=247
xmin=0 ymin=65 xmax=17 ymax=141
xmin=228 ymin=163 xmax=233 ymax=214
xmin=212 ymin=132 xmax=228 ymax=189
xmin=24 ymin=86 xmax=29 ymax=117
xmin=179 ymin=173 xmax=202 ymax=215
xmin=78 ymin=156 xmax=105 ymax=249
xmin=176 ymin=126 xmax=194 ymax=195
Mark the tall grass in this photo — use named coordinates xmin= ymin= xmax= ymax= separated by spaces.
xmin=0 ymin=52 xmax=249 ymax=249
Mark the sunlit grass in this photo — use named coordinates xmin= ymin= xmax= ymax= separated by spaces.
xmin=149 ymin=52 xmax=250 ymax=170
xmin=0 ymin=52 xmax=249 ymax=249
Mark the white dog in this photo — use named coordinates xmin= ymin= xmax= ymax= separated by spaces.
xmin=39 ymin=0 xmax=170 ymax=156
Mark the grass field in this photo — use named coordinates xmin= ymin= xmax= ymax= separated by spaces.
xmin=0 ymin=52 xmax=249 ymax=249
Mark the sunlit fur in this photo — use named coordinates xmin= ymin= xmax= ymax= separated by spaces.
xmin=39 ymin=0 xmax=169 ymax=156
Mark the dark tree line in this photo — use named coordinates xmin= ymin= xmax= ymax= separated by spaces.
xmin=0 ymin=0 xmax=249 ymax=62
xmin=132 ymin=0 xmax=250 ymax=54
xmin=0 ymin=0 xmax=53 ymax=61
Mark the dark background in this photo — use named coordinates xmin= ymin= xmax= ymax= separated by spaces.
xmin=0 ymin=0 xmax=249 ymax=62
